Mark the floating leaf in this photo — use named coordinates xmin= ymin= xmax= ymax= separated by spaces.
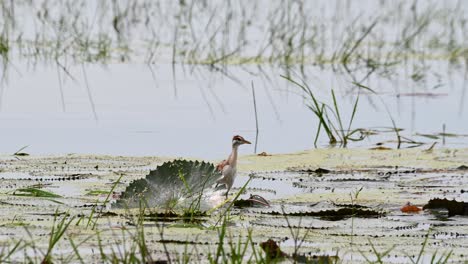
xmin=314 ymin=168 xmax=331 ymax=174
xmin=370 ymin=146 xmax=392 ymax=150
xmin=13 ymin=145 xmax=30 ymax=156
xmin=401 ymin=202 xmax=422 ymax=213
xmin=13 ymin=188 xmax=62 ymax=198
xmin=423 ymin=198 xmax=468 ymax=217
xmin=234 ymin=194 xmax=270 ymax=208
xmin=260 ymin=239 xmax=338 ymax=263
xmin=262 ymin=208 xmax=384 ymax=221
xmin=260 ymin=239 xmax=286 ymax=260
xmin=113 ymin=160 xmax=221 ymax=209
xmin=292 ymin=253 xmax=339 ymax=264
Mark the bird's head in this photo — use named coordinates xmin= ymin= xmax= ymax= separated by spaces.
xmin=232 ymin=135 xmax=251 ymax=147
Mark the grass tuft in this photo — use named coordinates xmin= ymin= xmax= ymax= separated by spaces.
xmin=282 ymin=75 xmax=366 ymax=147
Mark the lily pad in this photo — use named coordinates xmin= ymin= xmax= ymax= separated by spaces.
xmin=234 ymin=194 xmax=270 ymax=208
xmin=261 ymin=208 xmax=384 ymax=221
xmin=423 ymin=198 xmax=468 ymax=217
xmin=113 ymin=160 xmax=221 ymax=209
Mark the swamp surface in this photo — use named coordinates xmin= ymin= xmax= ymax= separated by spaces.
xmin=0 ymin=0 xmax=467 ymax=263
xmin=0 ymin=149 xmax=467 ymax=262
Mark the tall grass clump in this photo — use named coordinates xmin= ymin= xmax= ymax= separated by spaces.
xmin=42 ymin=210 xmax=75 ymax=264
xmin=282 ymin=75 xmax=365 ymax=147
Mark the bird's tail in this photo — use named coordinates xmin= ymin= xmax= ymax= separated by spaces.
xmin=216 ymin=176 xmax=225 ymax=184
xmin=215 ymin=176 xmax=227 ymax=191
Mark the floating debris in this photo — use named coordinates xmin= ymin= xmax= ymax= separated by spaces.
xmin=234 ymin=194 xmax=270 ymax=208
xmin=260 ymin=239 xmax=286 ymax=260
xmin=396 ymin=92 xmax=447 ymax=98
xmin=370 ymin=146 xmax=392 ymax=150
xmin=401 ymin=202 xmax=422 ymax=213
xmin=0 ymin=151 xmax=467 ymax=262
xmin=331 ymin=202 xmax=369 ymax=209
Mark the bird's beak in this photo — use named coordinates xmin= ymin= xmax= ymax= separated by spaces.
xmin=243 ymin=139 xmax=251 ymax=144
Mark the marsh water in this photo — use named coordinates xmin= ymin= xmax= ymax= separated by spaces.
xmin=0 ymin=152 xmax=467 ymax=262
xmin=0 ymin=0 xmax=467 ymax=263
xmin=0 ymin=0 xmax=467 ymax=158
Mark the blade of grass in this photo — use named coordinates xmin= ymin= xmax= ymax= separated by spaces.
xmin=43 ymin=210 xmax=75 ymax=264
xmin=13 ymin=188 xmax=62 ymax=198
xmin=331 ymin=89 xmax=346 ymax=145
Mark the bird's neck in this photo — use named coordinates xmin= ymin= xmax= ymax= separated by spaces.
xmin=228 ymin=145 xmax=239 ymax=168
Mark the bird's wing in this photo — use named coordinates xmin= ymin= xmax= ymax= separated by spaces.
xmin=216 ymin=159 xmax=229 ymax=171
xmin=217 ymin=164 xmax=234 ymax=185
xmin=222 ymin=164 xmax=234 ymax=177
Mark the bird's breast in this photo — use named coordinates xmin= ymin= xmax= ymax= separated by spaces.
xmin=222 ymin=165 xmax=237 ymax=178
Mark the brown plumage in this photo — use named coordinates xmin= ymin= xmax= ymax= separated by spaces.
xmin=216 ymin=135 xmax=251 ymax=197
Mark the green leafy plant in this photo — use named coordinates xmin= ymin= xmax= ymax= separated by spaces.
xmin=114 ymin=160 xmax=221 ymax=210
xmin=85 ymin=172 xmax=123 ymax=230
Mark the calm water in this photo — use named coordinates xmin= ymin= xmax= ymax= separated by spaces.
xmin=0 ymin=0 xmax=467 ymax=158
xmin=0 ymin=63 xmax=466 ymax=159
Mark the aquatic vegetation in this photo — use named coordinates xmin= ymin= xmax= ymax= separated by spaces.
xmin=0 ymin=0 xmax=466 ymax=152
xmin=401 ymin=202 xmax=422 ymax=213
xmin=0 ymin=0 xmax=467 ymax=262
xmin=0 ymin=1 xmax=465 ymax=74
xmin=0 ymin=154 xmax=466 ymax=262
xmin=261 ymin=208 xmax=384 ymax=221
xmin=259 ymin=239 xmax=286 ymax=261
xmin=41 ymin=211 xmax=75 ymax=264
xmin=13 ymin=187 xmax=62 ymax=198
xmin=114 ymin=160 xmax=221 ymax=210
xmin=233 ymin=194 xmax=270 ymax=208
xmin=13 ymin=145 xmax=29 ymax=156
xmin=282 ymin=75 xmax=365 ymax=146
xmin=423 ymin=198 xmax=468 ymax=217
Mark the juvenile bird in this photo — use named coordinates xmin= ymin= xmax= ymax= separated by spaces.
xmin=216 ymin=135 xmax=251 ymax=197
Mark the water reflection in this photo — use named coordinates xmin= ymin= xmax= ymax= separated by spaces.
xmin=0 ymin=1 xmax=466 ymax=157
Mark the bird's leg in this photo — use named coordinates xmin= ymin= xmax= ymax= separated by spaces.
xmin=225 ymin=184 xmax=231 ymax=199
xmin=215 ymin=176 xmax=225 ymax=189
